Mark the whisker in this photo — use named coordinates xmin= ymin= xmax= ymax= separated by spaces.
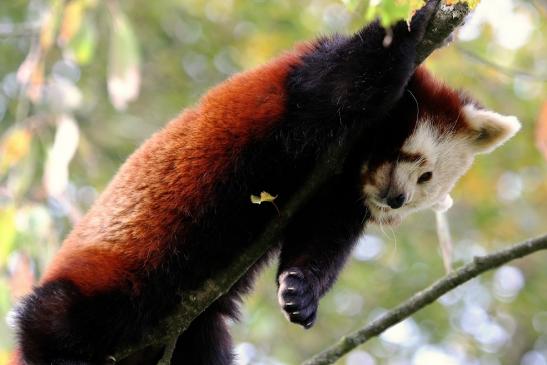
xmin=361 ymin=213 xmax=368 ymax=226
xmin=378 ymin=216 xmax=389 ymax=240
xmin=406 ymin=89 xmax=420 ymax=125
xmin=388 ymin=225 xmax=398 ymax=248
xmin=388 ymin=226 xmax=399 ymax=260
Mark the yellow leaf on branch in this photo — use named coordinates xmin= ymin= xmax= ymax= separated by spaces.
xmin=250 ymin=191 xmax=278 ymax=204
xmin=250 ymin=191 xmax=280 ymax=214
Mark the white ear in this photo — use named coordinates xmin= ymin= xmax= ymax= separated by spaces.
xmin=432 ymin=194 xmax=453 ymax=213
xmin=462 ymin=104 xmax=521 ymax=154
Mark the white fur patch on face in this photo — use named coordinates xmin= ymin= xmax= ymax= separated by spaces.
xmin=462 ymin=104 xmax=521 ymax=154
xmin=362 ymin=119 xmax=474 ymax=226
xmin=402 ymin=121 xmax=438 ymax=160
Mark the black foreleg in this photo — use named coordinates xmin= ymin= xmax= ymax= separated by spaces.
xmin=277 ymin=176 xmax=367 ymax=328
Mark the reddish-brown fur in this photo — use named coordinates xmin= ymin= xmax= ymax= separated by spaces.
xmin=41 ymin=51 xmax=303 ymax=295
xmin=411 ymin=66 xmax=466 ymax=134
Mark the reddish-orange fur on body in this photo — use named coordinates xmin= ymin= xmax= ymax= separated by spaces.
xmin=41 ymin=51 xmax=303 ymax=295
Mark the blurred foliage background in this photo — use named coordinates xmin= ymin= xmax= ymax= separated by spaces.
xmin=0 ymin=0 xmax=546 ymax=364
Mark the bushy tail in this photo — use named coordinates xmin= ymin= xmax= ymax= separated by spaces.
xmin=11 ymin=280 xmax=106 ymax=364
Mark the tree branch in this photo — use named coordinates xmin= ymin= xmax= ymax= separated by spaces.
xmin=302 ymin=233 xmax=547 ymax=365
xmin=113 ymin=2 xmax=472 ymax=362
xmin=414 ymin=2 xmax=469 ymax=65
xmin=456 ymin=45 xmax=547 ymax=81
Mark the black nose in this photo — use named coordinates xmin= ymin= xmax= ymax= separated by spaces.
xmin=386 ymin=194 xmax=405 ymax=209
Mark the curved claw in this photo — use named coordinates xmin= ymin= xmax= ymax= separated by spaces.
xmin=278 ymin=268 xmax=319 ymax=329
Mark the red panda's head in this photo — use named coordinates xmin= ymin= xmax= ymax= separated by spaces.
xmin=362 ymin=67 xmax=521 ymax=225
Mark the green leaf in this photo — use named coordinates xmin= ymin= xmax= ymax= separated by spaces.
xmin=67 ymin=16 xmax=97 ymax=65
xmin=366 ymin=0 xmax=412 ymax=26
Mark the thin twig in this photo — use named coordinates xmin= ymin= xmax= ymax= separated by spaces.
xmin=435 ymin=210 xmax=453 ymax=273
xmin=457 ymin=45 xmax=547 ymax=81
xmin=414 ymin=2 xmax=469 ymax=65
xmin=302 ymin=233 xmax=547 ymax=365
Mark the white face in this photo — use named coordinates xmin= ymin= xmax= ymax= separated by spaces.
xmin=362 ymin=105 xmax=521 ymax=226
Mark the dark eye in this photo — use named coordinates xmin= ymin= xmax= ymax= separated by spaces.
xmin=418 ymin=171 xmax=433 ymax=184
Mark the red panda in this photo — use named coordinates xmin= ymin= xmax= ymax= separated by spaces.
xmin=11 ymin=1 xmax=520 ymax=364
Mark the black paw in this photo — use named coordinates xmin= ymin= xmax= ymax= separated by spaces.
xmin=409 ymin=0 xmax=440 ymax=40
xmin=382 ymin=0 xmax=439 ymax=47
xmin=277 ymin=268 xmax=318 ymax=329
